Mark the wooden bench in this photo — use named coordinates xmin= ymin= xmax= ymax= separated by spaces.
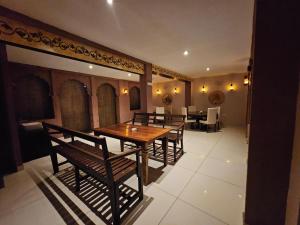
xmin=42 ymin=122 xmax=143 ymax=225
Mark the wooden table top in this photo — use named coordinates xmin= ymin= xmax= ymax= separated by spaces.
xmin=93 ymin=123 xmax=172 ymax=143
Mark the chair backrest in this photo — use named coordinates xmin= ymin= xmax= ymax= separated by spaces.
xmin=188 ymin=105 xmax=197 ymax=113
xmin=156 ymin=107 xmax=165 ymax=120
xmin=207 ymin=108 xmax=218 ymax=124
xmin=181 ymin=107 xmax=187 ymax=116
xmin=132 ymin=112 xmax=149 ymax=126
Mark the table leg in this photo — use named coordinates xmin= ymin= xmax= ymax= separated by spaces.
xmin=120 ymin=140 xmax=124 ymax=152
xmin=141 ymin=143 xmax=149 ymax=185
xmin=162 ymin=137 xmax=168 ymax=167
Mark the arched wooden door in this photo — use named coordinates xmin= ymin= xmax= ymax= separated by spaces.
xmin=97 ymin=84 xmax=117 ymax=127
xmin=14 ymin=75 xmax=54 ymax=121
xmin=59 ymin=80 xmax=91 ymax=131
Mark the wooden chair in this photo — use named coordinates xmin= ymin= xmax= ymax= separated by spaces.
xmin=155 ymin=107 xmax=165 ymax=123
xmin=156 ymin=114 xmax=186 ymax=163
xmin=199 ymin=107 xmax=218 ymax=132
xmin=43 ymin=122 xmax=143 ymax=225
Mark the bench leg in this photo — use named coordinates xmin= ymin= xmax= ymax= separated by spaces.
xmin=136 ymin=152 xmax=144 ymax=201
xmin=75 ymin=166 xmax=80 ymax=192
xmin=173 ymin=142 xmax=177 ymax=163
xmin=109 ymin=184 xmax=120 ymax=225
xmin=50 ymin=151 xmax=59 ymax=174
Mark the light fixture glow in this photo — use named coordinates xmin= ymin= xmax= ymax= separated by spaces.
xmin=89 ymin=65 xmax=93 ymax=69
xmin=174 ymin=87 xmax=178 ymax=94
xmin=244 ymin=75 xmax=249 ymax=85
xmin=107 ymin=0 xmax=113 ymax=5
xmin=123 ymin=88 xmax=128 ymax=94
xmin=156 ymin=89 xmax=161 ymax=95
xmin=201 ymin=85 xmax=207 ymax=94
xmin=183 ymin=50 xmax=189 ymax=56
xmin=229 ymin=83 xmax=235 ymax=91
xmin=128 ymin=73 xmax=132 ymax=77
xmin=206 ymin=67 xmax=210 ymax=71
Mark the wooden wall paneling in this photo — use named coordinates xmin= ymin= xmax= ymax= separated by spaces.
xmin=185 ymin=81 xmax=191 ymax=107
xmin=97 ymin=83 xmax=117 ymax=127
xmin=59 ymin=79 xmax=91 ymax=131
xmin=245 ymin=0 xmax=299 ymax=224
xmin=0 ymin=43 xmax=22 ymax=171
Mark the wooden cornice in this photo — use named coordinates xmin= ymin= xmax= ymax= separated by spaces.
xmin=152 ymin=65 xmax=192 ymax=82
xmin=0 ymin=6 xmax=191 ymax=81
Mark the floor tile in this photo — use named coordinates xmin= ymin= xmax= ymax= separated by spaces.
xmin=175 ymin=152 xmax=205 ymax=172
xmin=154 ymin=166 xmax=194 ymax=197
xmin=131 ymin=185 xmax=176 ymax=225
xmin=160 ymin=199 xmax=226 ymax=225
xmin=180 ymin=174 xmax=245 ymax=225
xmin=198 ymin=158 xmax=247 ymax=187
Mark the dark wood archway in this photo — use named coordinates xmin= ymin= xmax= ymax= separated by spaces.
xmin=14 ymin=75 xmax=54 ymax=121
xmin=97 ymin=83 xmax=117 ymax=127
xmin=59 ymin=80 xmax=91 ymax=131
xmin=129 ymin=86 xmax=141 ymax=110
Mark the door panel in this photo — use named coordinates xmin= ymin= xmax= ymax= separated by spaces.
xmin=60 ymin=80 xmax=90 ymax=131
xmin=97 ymin=84 xmax=117 ymax=127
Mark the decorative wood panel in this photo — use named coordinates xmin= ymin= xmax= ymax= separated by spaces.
xmin=152 ymin=64 xmax=192 ymax=82
xmin=97 ymin=84 xmax=117 ymax=127
xmin=14 ymin=75 xmax=54 ymax=121
xmin=129 ymin=86 xmax=141 ymax=110
xmin=59 ymin=80 xmax=91 ymax=131
xmin=0 ymin=16 xmax=144 ymax=74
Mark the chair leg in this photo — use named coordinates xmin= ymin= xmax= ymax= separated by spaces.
xmin=215 ymin=124 xmax=217 ymax=132
xmin=136 ymin=153 xmax=144 ymax=201
xmin=75 ymin=166 xmax=80 ymax=192
xmin=173 ymin=142 xmax=177 ymax=163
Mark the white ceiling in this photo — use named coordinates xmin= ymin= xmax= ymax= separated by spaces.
xmin=0 ymin=0 xmax=254 ymax=78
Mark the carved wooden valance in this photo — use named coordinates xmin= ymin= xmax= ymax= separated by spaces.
xmin=0 ymin=16 xmax=144 ymax=75
xmin=152 ymin=64 xmax=192 ymax=82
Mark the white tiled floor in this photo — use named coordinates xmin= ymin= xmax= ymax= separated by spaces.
xmin=0 ymin=126 xmax=248 ymax=225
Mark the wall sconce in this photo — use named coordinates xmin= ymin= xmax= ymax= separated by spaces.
xmin=244 ymin=76 xmax=249 ymax=86
xmin=200 ymin=85 xmax=207 ymax=94
xmin=228 ymin=83 xmax=235 ymax=91
xmin=123 ymin=88 xmax=128 ymax=94
xmin=174 ymin=87 xmax=179 ymax=94
xmin=156 ymin=89 xmax=161 ymax=95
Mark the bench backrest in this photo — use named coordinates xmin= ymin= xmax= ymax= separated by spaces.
xmin=42 ymin=122 xmax=114 ymax=178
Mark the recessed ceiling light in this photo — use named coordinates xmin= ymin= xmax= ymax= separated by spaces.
xmin=183 ymin=50 xmax=189 ymax=56
xmin=89 ymin=65 xmax=93 ymax=69
xmin=128 ymin=73 xmax=132 ymax=77
xmin=206 ymin=67 xmax=210 ymax=71
xmin=107 ymin=0 xmax=113 ymax=5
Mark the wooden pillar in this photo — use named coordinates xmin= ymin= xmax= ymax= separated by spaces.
xmin=185 ymin=81 xmax=191 ymax=107
xmin=140 ymin=63 xmax=152 ymax=112
xmin=0 ymin=43 xmax=22 ymax=172
xmin=245 ymin=1 xmax=299 ymax=225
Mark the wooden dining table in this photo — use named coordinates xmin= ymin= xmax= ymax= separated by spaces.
xmin=93 ymin=123 xmax=171 ymax=185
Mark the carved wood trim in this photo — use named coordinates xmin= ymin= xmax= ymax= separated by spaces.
xmin=152 ymin=64 xmax=192 ymax=82
xmin=0 ymin=16 xmax=144 ymax=75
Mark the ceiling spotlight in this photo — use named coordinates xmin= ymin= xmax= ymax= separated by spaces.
xmin=206 ymin=67 xmax=210 ymax=71
xmin=89 ymin=65 xmax=93 ymax=69
xmin=183 ymin=50 xmax=189 ymax=56
xmin=107 ymin=0 xmax=113 ymax=5
xmin=128 ymin=73 xmax=132 ymax=77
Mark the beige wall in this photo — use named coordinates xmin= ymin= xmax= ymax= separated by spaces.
xmin=192 ymin=73 xmax=248 ymax=126
xmin=152 ymin=80 xmax=185 ymax=114
xmin=285 ymin=80 xmax=300 ymax=225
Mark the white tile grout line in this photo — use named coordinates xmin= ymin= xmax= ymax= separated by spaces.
xmin=157 ymin=130 xmax=231 ymax=225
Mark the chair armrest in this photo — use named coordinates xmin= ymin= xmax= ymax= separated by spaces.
xmin=108 ymin=147 xmax=142 ymax=161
